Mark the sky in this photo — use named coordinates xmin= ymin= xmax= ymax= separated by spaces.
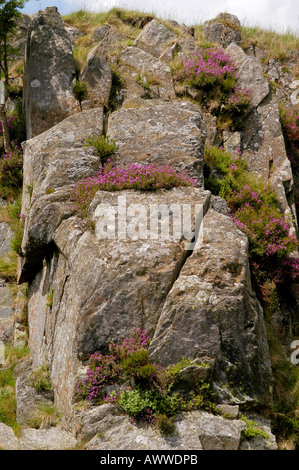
xmin=23 ymin=0 xmax=299 ymax=33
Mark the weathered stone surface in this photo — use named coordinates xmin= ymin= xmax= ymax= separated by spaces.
xmin=108 ymin=101 xmax=206 ymax=184
xmin=203 ymin=13 xmax=242 ymax=48
xmin=80 ymin=52 xmax=112 ymax=109
xmin=23 ymin=7 xmax=79 ymax=139
xmin=79 ymin=403 xmax=120 ymax=441
xmin=119 ymin=46 xmax=176 ymax=105
xmin=0 ymin=222 xmax=13 ymax=257
xmin=149 ymin=209 xmax=273 ymax=407
xmin=92 ymin=25 xmax=111 ymax=43
xmin=16 ymin=369 xmax=54 ymax=426
xmin=216 ymin=404 xmax=239 ymax=419
xmin=225 ymin=43 xmax=269 ymax=110
xmin=0 ymin=423 xmax=19 ymax=450
xmin=0 ymin=282 xmax=15 ymax=320
xmin=83 ymin=408 xmax=250 ymax=450
xmin=64 ymin=23 xmax=84 ymax=44
xmin=19 ymin=427 xmax=77 ymax=450
xmin=88 ymin=25 xmax=129 ymax=62
xmin=223 ymin=131 xmax=241 ymax=154
xmin=19 ymin=108 xmax=104 ymax=281
xmin=135 ymin=19 xmax=176 ymax=58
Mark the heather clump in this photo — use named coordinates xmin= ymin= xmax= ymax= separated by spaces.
xmin=184 ymin=47 xmax=238 ymax=91
xmin=77 ymin=328 xmax=216 ymax=431
xmin=204 ymin=146 xmax=299 ymax=298
xmin=183 ymin=47 xmax=251 ymax=127
xmin=70 ymin=160 xmax=198 ymax=217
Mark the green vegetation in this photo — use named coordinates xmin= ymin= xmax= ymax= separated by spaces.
xmin=29 ymin=364 xmax=52 ymax=393
xmin=72 ymin=80 xmax=88 ymax=108
xmin=29 ymin=404 xmax=61 ymax=430
xmin=84 ymin=134 xmax=117 ymax=165
xmin=241 ymin=25 xmax=299 ymax=64
xmin=204 ymin=145 xmax=299 ymax=449
xmin=241 ymin=416 xmax=270 ymax=440
xmin=77 ymin=329 xmax=217 ymax=433
xmin=0 ymin=344 xmax=30 ymax=431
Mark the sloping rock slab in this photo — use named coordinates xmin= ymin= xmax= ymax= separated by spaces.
xmin=19 ymin=427 xmax=77 ymax=450
xmin=119 ymin=46 xmax=176 ymax=104
xmin=84 ymin=409 xmax=248 ymax=450
xmin=0 ymin=423 xmax=19 ymax=450
xmin=225 ymin=43 xmax=269 ymax=110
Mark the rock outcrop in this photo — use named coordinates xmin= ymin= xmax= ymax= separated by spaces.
xmin=23 ymin=7 xmax=79 ymax=139
xmin=3 ymin=7 xmax=299 ymax=451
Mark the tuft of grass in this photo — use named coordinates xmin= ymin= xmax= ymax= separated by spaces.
xmin=241 ymin=25 xmax=299 ymax=64
xmin=29 ymin=364 xmax=52 ymax=393
xmin=29 ymin=404 xmax=61 ymax=430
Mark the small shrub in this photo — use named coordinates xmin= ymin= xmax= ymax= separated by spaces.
xmin=29 ymin=404 xmax=61 ymax=429
xmin=0 ymin=143 xmax=23 ymax=199
xmin=78 ymin=329 xmax=217 ymax=428
xmin=109 ymin=328 xmax=150 ymax=362
xmin=84 ymin=134 xmax=117 ymax=165
xmin=29 ymin=365 xmax=52 ymax=393
xmin=184 ymin=47 xmax=237 ymax=91
xmin=224 ymin=87 xmax=251 ymax=115
xmin=241 ymin=416 xmax=270 ymax=440
xmin=70 ymin=160 xmax=198 ymax=217
xmin=73 ymin=80 xmax=88 ymax=105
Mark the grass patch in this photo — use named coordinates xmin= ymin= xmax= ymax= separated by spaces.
xmin=0 ymin=344 xmax=30 ymax=432
xmin=241 ymin=25 xmax=299 ymax=64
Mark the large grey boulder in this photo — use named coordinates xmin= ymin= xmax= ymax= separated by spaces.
xmin=119 ymin=46 xmax=176 ymax=105
xmin=108 ymin=101 xmax=206 ymax=184
xmin=149 ymin=209 xmax=273 ymax=408
xmin=225 ymin=43 xmax=269 ymax=110
xmin=203 ymin=13 xmax=242 ymax=47
xmin=23 ymin=7 xmax=79 ymax=139
xmin=80 ymin=407 xmax=275 ymax=451
xmin=242 ymin=93 xmax=295 ymax=218
xmin=26 ymin=187 xmax=210 ymax=418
